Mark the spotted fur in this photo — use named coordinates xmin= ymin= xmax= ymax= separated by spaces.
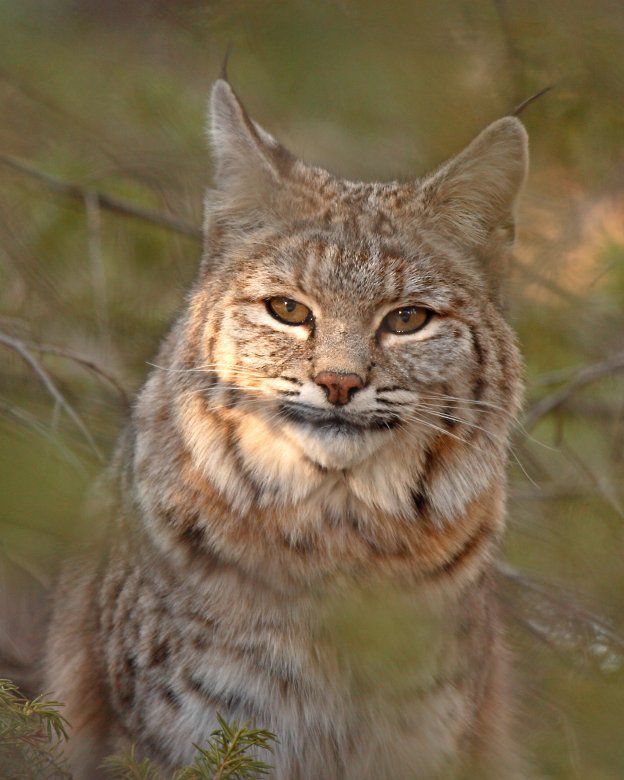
xmin=46 ymin=79 xmax=529 ymax=778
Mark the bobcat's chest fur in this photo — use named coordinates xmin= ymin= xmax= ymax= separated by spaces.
xmin=97 ymin=520 xmax=491 ymax=780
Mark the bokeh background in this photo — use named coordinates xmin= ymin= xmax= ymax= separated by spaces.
xmin=0 ymin=1 xmax=623 ymax=777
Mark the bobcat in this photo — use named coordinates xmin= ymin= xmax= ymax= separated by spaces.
xmin=45 ymin=78 xmax=529 ymax=778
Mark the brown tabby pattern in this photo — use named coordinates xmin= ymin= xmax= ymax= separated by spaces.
xmin=45 ymin=78 xmax=529 ymax=778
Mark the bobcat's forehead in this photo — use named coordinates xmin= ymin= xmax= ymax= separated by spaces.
xmin=281 ymin=166 xmax=411 ymax=233
xmin=229 ymin=228 xmax=480 ymax=319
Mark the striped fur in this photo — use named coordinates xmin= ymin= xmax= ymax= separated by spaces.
xmin=46 ymin=79 xmax=529 ymax=778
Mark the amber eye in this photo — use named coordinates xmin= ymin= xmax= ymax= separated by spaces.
xmin=382 ymin=306 xmax=431 ymax=335
xmin=266 ymin=297 xmax=312 ymax=326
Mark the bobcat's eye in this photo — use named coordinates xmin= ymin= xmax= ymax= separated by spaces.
xmin=266 ymin=297 xmax=312 ymax=326
xmin=382 ymin=306 xmax=431 ymax=335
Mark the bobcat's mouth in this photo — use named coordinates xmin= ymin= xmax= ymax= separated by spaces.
xmin=277 ymin=402 xmax=400 ymax=435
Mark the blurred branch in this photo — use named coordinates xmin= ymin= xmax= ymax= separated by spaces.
xmin=511 ymin=485 xmax=607 ymax=502
xmin=612 ymin=399 xmax=624 ymax=463
xmin=0 ymin=399 xmax=85 ymax=473
xmin=0 ymin=317 xmax=130 ymax=409
xmin=498 ymin=562 xmax=624 ymax=674
xmin=560 ymin=439 xmax=623 ymax=518
xmin=0 ymin=331 xmax=103 ymax=461
xmin=0 ymin=154 xmax=202 ymax=241
xmin=25 ymin=342 xmax=130 ymax=411
xmin=556 ymin=399 xmax=622 ymax=420
xmin=510 ymin=256 xmax=581 ymax=306
xmin=525 ymin=350 xmax=624 ymax=429
xmin=84 ymin=190 xmax=110 ymax=347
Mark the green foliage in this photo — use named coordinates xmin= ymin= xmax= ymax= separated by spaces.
xmin=0 ymin=678 xmax=71 ymax=779
xmin=2 ymin=676 xmax=275 ymax=780
xmin=174 ymin=715 xmax=277 ymax=780
xmin=102 ymin=716 xmax=276 ymax=780
xmin=102 ymin=744 xmax=163 ymax=780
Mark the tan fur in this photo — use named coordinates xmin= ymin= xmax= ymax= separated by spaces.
xmin=46 ymin=79 xmax=529 ymax=778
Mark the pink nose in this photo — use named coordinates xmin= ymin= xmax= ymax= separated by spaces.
xmin=314 ymin=372 xmax=364 ymax=406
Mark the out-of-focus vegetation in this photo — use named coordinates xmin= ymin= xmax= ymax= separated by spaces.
xmin=102 ymin=714 xmax=276 ymax=779
xmin=0 ymin=678 xmax=70 ymax=778
xmin=0 ymin=1 xmax=623 ymax=777
xmin=0 ymin=678 xmax=276 ymax=779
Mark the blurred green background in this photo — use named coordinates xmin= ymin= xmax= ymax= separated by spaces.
xmin=0 ymin=1 xmax=623 ymax=777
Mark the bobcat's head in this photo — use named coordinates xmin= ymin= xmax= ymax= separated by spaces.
xmin=166 ymin=80 xmax=526 ymax=494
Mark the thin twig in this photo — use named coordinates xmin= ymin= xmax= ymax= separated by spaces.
xmin=560 ymin=439 xmax=623 ymax=518
xmin=0 ymin=154 xmax=202 ymax=241
xmin=24 ymin=341 xmax=130 ymax=410
xmin=0 ymin=331 xmax=103 ymax=461
xmin=0 ymin=399 xmax=86 ymax=473
xmin=84 ymin=191 xmax=110 ymax=346
xmin=525 ymin=351 xmax=624 ymax=429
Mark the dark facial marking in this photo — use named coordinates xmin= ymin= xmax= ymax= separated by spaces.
xmin=469 ymin=328 xmax=486 ymax=402
xmin=278 ymin=402 xmax=400 ymax=433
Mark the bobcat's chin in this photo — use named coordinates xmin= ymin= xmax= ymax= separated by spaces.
xmin=281 ymin=417 xmax=391 ymax=470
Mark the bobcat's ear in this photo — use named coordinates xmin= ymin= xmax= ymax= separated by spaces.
xmin=208 ymin=79 xmax=294 ymax=197
xmin=417 ymin=117 xmax=528 ymax=248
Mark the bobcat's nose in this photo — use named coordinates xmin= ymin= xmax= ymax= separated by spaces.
xmin=314 ymin=372 xmax=364 ymax=406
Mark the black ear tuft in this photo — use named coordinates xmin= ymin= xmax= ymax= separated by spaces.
xmin=219 ymin=43 xmax=232 ymax=82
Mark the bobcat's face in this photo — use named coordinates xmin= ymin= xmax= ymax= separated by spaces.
xmin=204 ymin=225 xmax=490 ymax=469
xmin=168 ymin=79 xmax=525 ymax=481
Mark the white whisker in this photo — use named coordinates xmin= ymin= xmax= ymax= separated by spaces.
xmin=147 ymin=360 xmax=271 ymax=379
xmin=398 ymin=411 xmax=478 ymax=449
xmin=409 ymin=390 xmax=557 ymax=452
xmin=413 ymin=405 xmax=510 ymax=445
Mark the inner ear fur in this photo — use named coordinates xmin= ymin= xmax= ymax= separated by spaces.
xmin=417 ymin=117 xmax=528 ymax=243
xmin=415 ymin=116 xmax=528 ymax=303
xmin=207 ymin=79 xmax=296 ymax=220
